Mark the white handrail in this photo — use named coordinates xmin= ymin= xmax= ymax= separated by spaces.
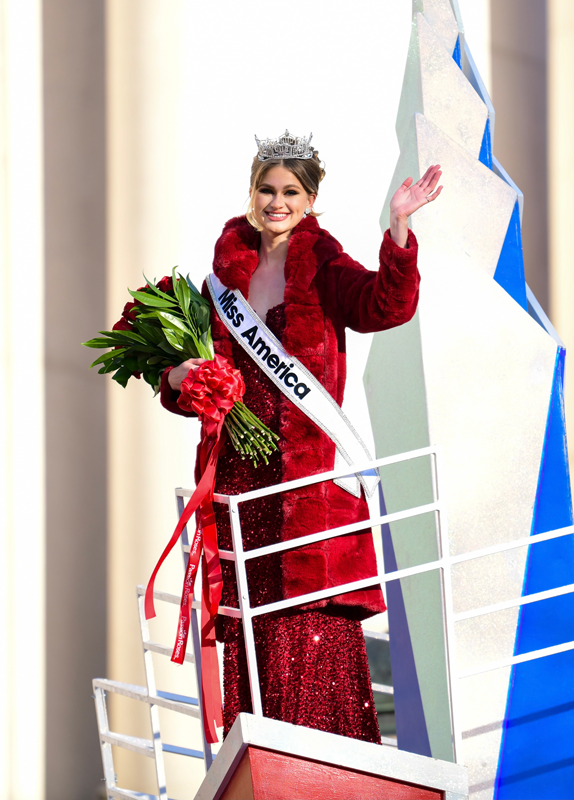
xmin=175 ymin=445 xmax=438 ymax=503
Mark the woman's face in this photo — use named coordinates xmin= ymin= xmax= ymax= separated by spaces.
xmin=252 ymin=165 xmax=316 ymax=237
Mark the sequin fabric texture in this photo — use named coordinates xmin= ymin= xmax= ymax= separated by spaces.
xmin=214 ymin=304 xmax=380 ymax=744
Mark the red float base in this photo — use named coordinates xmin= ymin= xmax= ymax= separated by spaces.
xmin=195 ymin=714 xmax=468 ymax=800
xmin=222 ymin=744 xmax=443 ymax=800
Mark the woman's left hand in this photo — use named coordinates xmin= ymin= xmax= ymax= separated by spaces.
xmin=389 ymin=164 xmax=443 ymax=247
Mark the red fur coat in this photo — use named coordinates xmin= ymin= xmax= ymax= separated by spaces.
xmin=161 ymin=215 xmax=419 ymax=619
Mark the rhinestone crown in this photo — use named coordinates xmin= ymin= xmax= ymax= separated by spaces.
xmin=255 ymin=129 xmax=314 ymax=161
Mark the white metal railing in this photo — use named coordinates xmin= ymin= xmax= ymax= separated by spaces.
xmin=92 ymin=586 xmax=212 ymax=800
xmin=176 ymin=444 xmax=574 ymax=765
xmin=177 ymin=445 xmax=456 ymax=751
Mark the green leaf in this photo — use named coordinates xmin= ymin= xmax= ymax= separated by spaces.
xmin=157 ymin=340 xmax=180 ymax=356
xmin=135 ymin=312 xmax=162 ymax=325
xmin=197 ymin=304 xmax=210 ymax=332
xmin=163 ymin=329 xmax=184 ymax=351
xmin=135 ymin=324 xmax=165 ymax=348
xmin=98 ymin=329 xmax=148 ymax=345
xmin=124 ymin=356 xmax=139 ymax=372
xmin=124 ymin=344 xmax=159 ymax=355
xmin=112 ymin=366 xmax=132 ymax=388
xmin=144 ymin=369 xmax=160 ymax=387
xmin=100 ymin=359 xmax=121 ymax=374
xmin=142 ymin=274 xmax=177 ymax=303
xmin=146 ymin=355 xmax=164 ymax=365
xmin=173 ymin=268 xmax=191 ymax=314
xmin=134 ymin=315 xmax=162 ymax=328
xmin=83 ymin=338 xmax=115 ymax=349
xmin=155 ymin=311 xmax=192 ymax=335
xmin=181 ymin=338 xmax=201 ymax=359
xmin=128 ymin=290 xmax=177 ymax=308
xmin=186 ymin=275 xmax=201 ymax=296
xmin=90 ymin=349 xmax=126 ymax=368
xmin=199 ymin=329 xmax=214 ymax=359
xmin=180 ymin=280 xmax=191 ymax=314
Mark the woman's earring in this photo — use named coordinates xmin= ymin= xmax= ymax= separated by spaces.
xmin=304 ymin=207 xmax=311 ymax=217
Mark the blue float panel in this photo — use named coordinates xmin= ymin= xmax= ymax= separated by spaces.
xmin=452 ymin=36 xmax=462 ymax=68
xmin=496 ymin=349 xmax=574 ymax=799
xmin=479 ymin=117 xmax=493 ymax=169
xmin=493 ymin=201 xmax=528 ymax=311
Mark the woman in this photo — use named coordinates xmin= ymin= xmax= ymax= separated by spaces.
xmin=160 ymin=131 xmax=442 ymax=742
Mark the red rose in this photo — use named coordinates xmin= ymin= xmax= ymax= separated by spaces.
xmin=157 ymin=276 xmax=174 ymax=294
xmin=177 ymin=355 xmax=245 ymax=437
xmin=122 ymin=301 xmax=138 ymax=321
xmin=112 ymin=318 xmax=137 ymax=358
xmin=113 ymin=318 xmax=132 ymax=332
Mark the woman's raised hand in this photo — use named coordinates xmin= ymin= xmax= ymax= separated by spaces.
xmin=168 ymin=358 xmax=206 ymax=391
xmin=389 ymin=164 xmax=443 ymax=247
xmin=391 ymin=164 xmax=443 ymax=219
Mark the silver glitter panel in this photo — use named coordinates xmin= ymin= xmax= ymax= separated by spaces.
xmin=448 ymin=0 xmax=465 ymax=35
xmin=412 ymin=113 xmax=517 ymax=277
xmin=415 ymin=233 xmax=557 ymax=557
xmin=459 ymin=669 xmax=513 ymax=799
xmin=380 ymin=119 xmax=421 ymax=230
xmin=396 ymin=14 xmax=488 ymax=158
xmin=456 ymin=610 xmax=522 ymax=675
xmin=463 ymin=40 xmax=496 ymax=144
xmin=395 ymin=16 xmax=424 ymax=146
xmin=413 ymin=0 xmax=460 ymax=54
xmin=451 ymin=546 xmax=533 ymax=615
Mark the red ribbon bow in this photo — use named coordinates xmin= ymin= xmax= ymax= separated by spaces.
xmin=144 ymin=355 xmax=245 ymax=743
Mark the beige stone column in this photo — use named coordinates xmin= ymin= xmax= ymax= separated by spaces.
xmin=491 ymin=0 xmax=549 ymax=313
xmin=42 ymin=1 xmax=108 ymax=797
xmin=0 ymin=1 xmax=45 ymax=798
xmin=106 ymin=1 xmax=203 ymax=793
xmin=549 ymin=0 xmax=574 ymax=467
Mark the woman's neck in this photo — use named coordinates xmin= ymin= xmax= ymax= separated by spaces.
xmin=258 ymin=229 xmax=290 ymax=270
xmin=248 ymin=230 xmax=289 ymax=318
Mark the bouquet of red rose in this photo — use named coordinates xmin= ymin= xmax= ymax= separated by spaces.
xmin=83 ymin=270 xmax=279 ymax=465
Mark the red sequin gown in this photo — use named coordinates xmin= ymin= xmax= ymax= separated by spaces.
xmin=214 ymin=304 xmax=380 ymax=744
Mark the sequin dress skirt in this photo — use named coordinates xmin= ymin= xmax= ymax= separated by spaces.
xmin=214 ymin=305 xmax=380 ymax=744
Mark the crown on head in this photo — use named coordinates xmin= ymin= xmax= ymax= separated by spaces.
xmin=255 ymin=129 xmax=314 ymax=161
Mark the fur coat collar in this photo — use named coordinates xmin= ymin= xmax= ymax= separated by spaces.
xmin=212 ymin=213 xmax=342 ymax=301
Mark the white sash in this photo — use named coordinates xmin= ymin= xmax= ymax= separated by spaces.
xmin=206 ymin=273 xmax=379 ymax=498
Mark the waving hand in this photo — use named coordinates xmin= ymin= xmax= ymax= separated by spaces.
xmin=389 ymin=164 xmax=443 ymax=247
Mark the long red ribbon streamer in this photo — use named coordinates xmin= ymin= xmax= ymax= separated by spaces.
xmin=143 ymin=430 xmax=223 ymax=620
xmin=201 ymin=549 xmax=224 ymax=740
xmin=144 ymin=419 xmax=225 ymax=742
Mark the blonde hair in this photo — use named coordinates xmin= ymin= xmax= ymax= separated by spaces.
xmin=246 ymin=152 xmax=326 ymax=230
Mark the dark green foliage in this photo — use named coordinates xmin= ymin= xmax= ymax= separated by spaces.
xmin=82 ymin=272 xmax=213 ymax=394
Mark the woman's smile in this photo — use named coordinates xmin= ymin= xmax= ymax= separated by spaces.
xmin=265 ymin=210 xmax=290 ymax=221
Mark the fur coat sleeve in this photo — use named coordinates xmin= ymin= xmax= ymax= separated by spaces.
xmin=328 ymin=229 xmax=419 ymax=333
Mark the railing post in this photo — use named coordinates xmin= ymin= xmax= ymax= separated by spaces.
xmin=433 ymin=448 xmax=462 ymax=763
xmin=228 ymin=497 xmax=264 ymax=716
xmin=176 ymin=489 xmax=213 ymax=768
